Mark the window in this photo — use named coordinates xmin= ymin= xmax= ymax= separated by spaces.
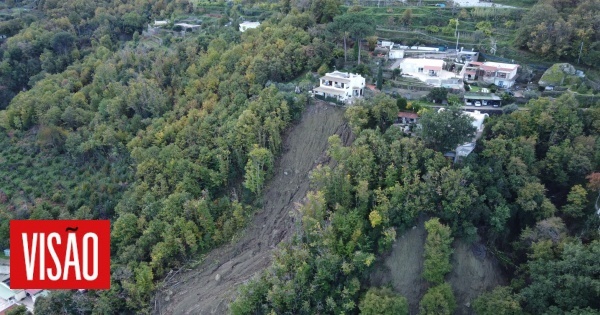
xmin=418 ymin=67 xmax=424 ymax=73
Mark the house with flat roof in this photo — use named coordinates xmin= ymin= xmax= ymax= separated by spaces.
xmin=175 ymin=23 xmax=201 ymax=32
xmin=312 ymin=71 xmax=365 ymax=103
xmin=400 ymin=58 xmax=463 ymax=89
xmin=239 ymin=21 xmax=260 ymax=32
xmin=461 ymin=61 xmax=519 ymax=88
xmin=389 ymin=48 xmax=404 ymax=59
xmin=463 ymin=92 xmax=502 ymax=107
xmin=0 ymin=284 xmax=25 ymax=303
xmin=401 ymin=58 xmax=444 ymax=77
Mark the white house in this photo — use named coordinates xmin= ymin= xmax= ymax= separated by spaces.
xmin=389 ymin=48 xmax=405 ymax=59
xmin=312 ymin=71 xmax=365 ymax=102
xmin=460 ymin=61 xmax=519 ymax=88
xmin=378 ymin=40 xmax=394 ymax=48
xmin=400 ymin=58 xmax=463 ymax=88
xmin=153 ymin=20 xmax=169 ymax=27
xmin=0 ymin=283 xmax=26 ymax=303
xmin=401 ymin=58 xmax=444 ymax=77
xmin=239 ymin=21 xmax=260 ymax=32
xmin=175 ymin=23 xmax=201 ymax=32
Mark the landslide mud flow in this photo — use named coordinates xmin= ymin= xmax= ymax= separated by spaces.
xmin=156 ymin=102 xmax=351 ymax=315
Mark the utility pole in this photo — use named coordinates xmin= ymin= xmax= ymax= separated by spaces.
xmin=577 ymin=41 xmax=583 ymax=64
xmin=455 ymin=19 xmax=459 ymax=38
xmin=456 ymin=32 xmax=460 ymax=55
xmin=455 ymin=19 xmax=460 ymax=57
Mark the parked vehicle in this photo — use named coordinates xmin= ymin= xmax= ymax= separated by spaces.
xmin=474 ymin=101 xmax=482 ymax=107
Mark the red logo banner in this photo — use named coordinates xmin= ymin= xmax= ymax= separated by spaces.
xmin=9 ymin=220 xmax=110 ymax=289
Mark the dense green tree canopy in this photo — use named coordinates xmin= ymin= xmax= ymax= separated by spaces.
xmin=418 ymin=105 xmax=477 ymax=152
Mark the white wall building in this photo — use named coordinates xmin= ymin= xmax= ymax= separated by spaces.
xmin=460 ymin=61 xmax=519 ymax=88
xmin=312 ymin=71 xmax=365 ymax=102
xmin=175 ymin=23 xmax=201 ymax=31
xmin=239 ymin=21 xmax=260 ymax=32
xmin=389 ymin=48 xmax=405 ymax=59
xmin=400 ymin=58 xmax=463 ymax=88
xmin=401 ymin=58 xmax=445 ymax=77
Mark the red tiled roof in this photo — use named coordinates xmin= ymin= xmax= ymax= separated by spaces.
xmin=398 ymin=112 xmax=419 ymax=119
xmin=480 ymin=65 xmax=497 ymax=71
xmin=424 ymin=65 xmax=441 ymax=70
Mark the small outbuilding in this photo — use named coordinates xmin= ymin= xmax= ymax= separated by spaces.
xmin=396 ymin=112 xmax=419 ymax=125
xmin=463 ymin=92 xmax=502 ymax=107
xmin=239 ymin=21 xmax=260 ymax=32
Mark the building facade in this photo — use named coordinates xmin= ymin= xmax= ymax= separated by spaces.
xmin=239 ymin=21 xmax=260 ymax=32
xmin=461 ymin=61 xmax=519 ymax=88
xmin=312 ymin=71 xmax=365 ymax=102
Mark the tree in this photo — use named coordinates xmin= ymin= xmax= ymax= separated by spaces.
xmin=418 ymin=104 xmax=476 ymax=152
xmin=345 ymin=103 xmax=370 ymax=134
xmin=427 ymin=87 xmax=448 ymax=103
xmin=476 ymin=21 xmax=493 ymax=36
xmin=376 ymin=63 xmax=383 ymax=90
xmin=473 ymin=287 xmax=522 ymax=315
xmin=359 ymin=287 xmax=408 ymax=315
xmin=400 ymin=9 xmax=412 ymax=26
xmin=6 ymin=305 xmax=31 ymax=315
xmin=367 ymin=36 xmax=378 ymax=51
xmin=329 ymin=13 xmax=375 ymax=64
xmin=520 ymin=241 xmax=600 ymax=314
xmin=562 ymin=185 xmax=588 ymax=218
xmin=243 ymin=145 xmax=274 ymax=194
xmin=423 ymin=218 xmax=453 ymax=285
xmin=371 ymin=94 xmax=400 ymax=131
xmin=419 ymin=283 xmax=456 ymax=315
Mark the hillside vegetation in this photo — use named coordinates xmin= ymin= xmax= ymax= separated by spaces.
xmin=0 ymin=0 xmax=599 ymax=314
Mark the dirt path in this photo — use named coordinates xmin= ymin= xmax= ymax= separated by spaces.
xmin=155 ymin=102 xmax=351 ymax=315
xmin=370 ymin=216 xmax=506 ymax=314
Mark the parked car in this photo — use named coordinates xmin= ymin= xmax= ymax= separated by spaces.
xmin=474 ymin=101 xmax=481 ymax=107
xmin=482 ymin=100 xmax=488 ymax=106
xmin=465 ymin=101 xmax=473 ymax=106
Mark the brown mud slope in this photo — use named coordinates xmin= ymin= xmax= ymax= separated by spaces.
xmin=447 ymin=241 xmax=506 ymax=314
xmin=370 ymin=216 xmax=428 ymax=314
xmin=155 ymin=102 xmax=351 ymax=315
xmin=370 ymin=217 xmax=506 ymax=315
